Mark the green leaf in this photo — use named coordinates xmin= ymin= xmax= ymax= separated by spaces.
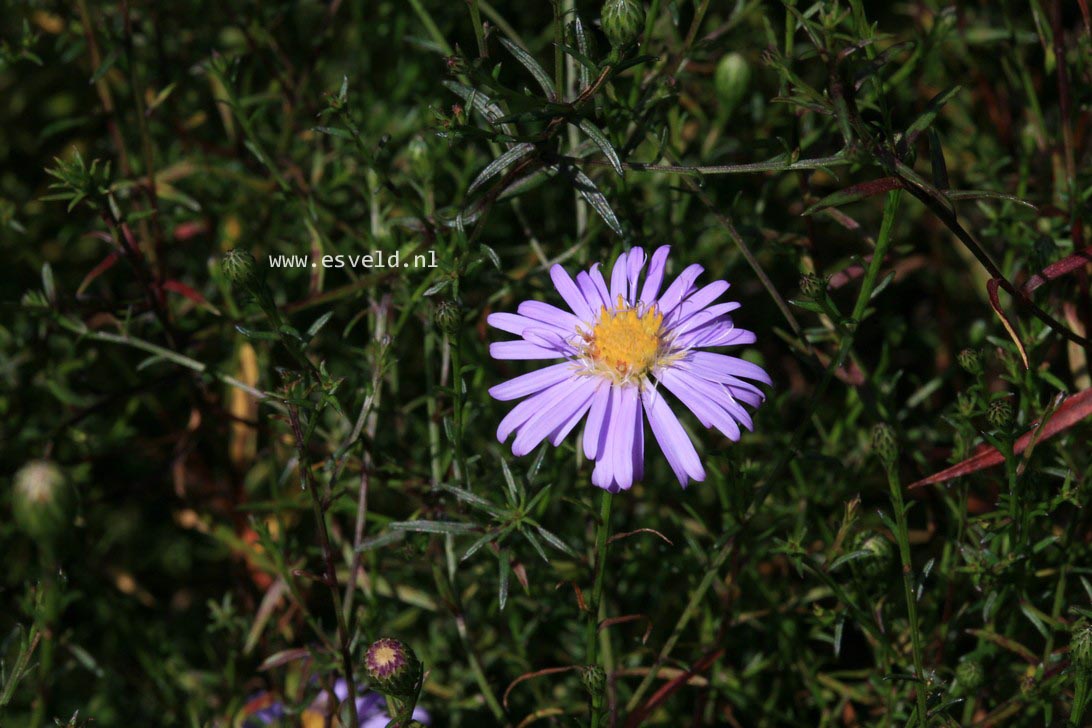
xmin=305 ymin=311 xmax=334 ymax=340
xmin=802 ymin=177 xmax=902 ymax=215
xmin=467 ymin=142 xmax=536 ymax=196
xmin=355 ymin=531 xmax=406 ymax=553
xmin=479 ymin=243 xmax=502 ymax=270
xmin=568 ymin=167 xmax=623 ymax=237
xmin=904 ymin=85 xmax=961 ymax=143
xmin=522 ymin=528 xmax=550 ymax=563
xmin=577 ymin=119 xmax=623 ymax=176
xmin=533 ymin=525 xmax=578 ymax=558
xmin=499 ymin=38 xmax=556 ymax=99
xmin=390 ymin=520 xmax=478 ymax=535
xmin=422 ymin=279 xmax=452 ymax=297
xmin=945 ymin=189 xmax=1036 ymax=210
xmin=89 ymin=49 xmax=118 ymax=84
xmin=461 ymin=530 xmax=502 ymax=561
xmin=438 ymin=483 xmax=504 ymax=517
xmin=41 ymin=263 xmax=55 ymax=303
xmin=312 ymin=125 xmax=354 ymax=140
xmin=442 ymin=81 xmax=507 ymax=126
xmin=499 ymin=457 xmax=519 ymax=505
xmin=573 ymin=17 xmax=592 ymax=90
xmin=498 ymin=552 xmax=511 ymax=610
xmin=258 ymin=648 xmax=310 ymax=671
xmin=829 ymin=549 xmax=872 ymax=572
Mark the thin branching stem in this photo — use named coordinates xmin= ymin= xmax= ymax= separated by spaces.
xmin=287 ymin=405 xmax=360 ymax=728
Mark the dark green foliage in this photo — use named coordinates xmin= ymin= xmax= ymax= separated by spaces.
xmin=2 ymin=1 xmax=1091 ymax=726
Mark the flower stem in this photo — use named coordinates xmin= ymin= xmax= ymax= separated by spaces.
xmin=1072 ymin=672 xmax=1091 ymax=726
xmin=883 ymin=460 xmax=929 ymax=726
xmin=288 ymin=406 xmax=360 ymax=728
xmin=430 ymin=565 xmax=506 ymax=721
xmin=466 ymin=0 xmax=487 ymax=59
xmin=585 ymin=490 xmax=613 ymax=728
xmin=450 ymin=333 xmax=470 ymax=489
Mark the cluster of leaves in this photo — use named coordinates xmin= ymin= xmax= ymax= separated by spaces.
xmin=2 ymin=0 xmax=1091 ymax=726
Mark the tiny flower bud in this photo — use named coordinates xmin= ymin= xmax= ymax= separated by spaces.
xmin=601 ymin=0 xmax=645 ymax=50
xmin=714 ymin=52 xmax=751 ymax=116
xmin=986 ymin=397 xmax=1014 ymax=431
xmin=12 ymin=459 xmax=72 ymax=543
xmin=871 ymin=424 xmax=898 ymax=468
xmin=799 ymin=273 xmax=825 ymax=299
xmin=956 ymin=391 xmax=976 ymax=417
xmin=433 ymin=300 xmax=462 ymax=337
xmin=957 ymin=348 xmax=981 ymax=375
xmin=954 ymin=658 xmax=984 ymax=693
xmin=1071 ymin=623 xmax=1092 ymax=673
xmin=221 ymin=248 xmax=260 ymax=290
xmin=579 ymin=664 xmax=606 ymax=699
xmin=365 ymin=638 xmax=423 ymax=698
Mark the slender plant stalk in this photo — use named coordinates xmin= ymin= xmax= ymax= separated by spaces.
xmin=882 ymin=458 xmax=929 ymax=726
xmin=586 ymin=490 xmax=613 ymax=728
xmin=430 ymin=565 xmax=506 ymax=721
xmin=287 ymin=406 xmax=360 ymax=728
xmin=467 ymin=0 xmax=487 ymax=58
xmin=450 ymin=331 xmax=470 ymax=489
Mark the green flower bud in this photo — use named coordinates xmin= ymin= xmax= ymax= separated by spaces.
xmin=714 ymin=53 xmax=751 ymax=116
xmin=579 ymin=664 xmax=606 ymax=698
xmin=871 ymin=424 xmax=898 ymax=468
xmin=852 ymin=533 xmax=894 ymax=582
xmin=799 ymin=273 xmax=825 ymax=299
xmin=12 ymin=460 xmax=72 ymax=543
xmin=365 ymin=638 xmax=423 ymax=698
xmin=221 ymin=248 xmax=260 ymax=290
xmin=1072 ymin=623 xmax=1092 ymax=673
xmin=956 ymin=391 xmax=976 ymax=418
xmin=222 ymin=248 xmax=278 ymax=316
xmin=433 ymin=300 xmax=462 ymax=337
xmin=601 ymin=0 xmax=645 ymax=50
xmin=987 ymin=397 xmax=1014 ymax=431
xmin=957 ymin=348 xmax=981 ymax=375
xmin=954 ymin=659 xmax=984 ymax=693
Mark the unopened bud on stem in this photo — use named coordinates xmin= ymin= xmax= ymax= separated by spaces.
xmin=871 ymin=424 xmax=898 ymax=469
xmin=365 ymin=638 xmax=423 ymax=699
xmin=601 ymin=0 xmax=645 ymax=50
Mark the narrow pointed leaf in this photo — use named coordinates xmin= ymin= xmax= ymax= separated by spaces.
xmin=499 ymin=38 xmax=556 ymax=100
xmin=904 ymin=85 xmax=962 ymax=144
xmin=467 ymin=143 xmax=536 ymax=196
xmin=533 ymin=525 xmax=578 ymax=558
xmin=802 ymin=177 xmax=902 ymax=215
xmin=390 ymin=520 xmax=477 ymax=535
xmin=569 ymin=167 xmax=623 ymax=236
xmin=578 ymin=119 xmax=623 ymax=176
xmin=442 ymin=81 xmax=507 ymax=126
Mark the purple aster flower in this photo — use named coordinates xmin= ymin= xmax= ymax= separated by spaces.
xmin=243 ymin=681 xmax=430 ymax=728
xmin=488 ymin=245 xmax=770 ymax=491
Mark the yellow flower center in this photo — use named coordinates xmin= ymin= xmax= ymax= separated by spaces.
xmin=373 ymin=644 xmax=398 ymax=667
xmin=585 ymin=296 xmax=664 ymax=381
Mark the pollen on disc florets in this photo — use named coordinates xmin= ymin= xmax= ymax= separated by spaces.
xmin=581 ymin=295 xmax=665 ymax=384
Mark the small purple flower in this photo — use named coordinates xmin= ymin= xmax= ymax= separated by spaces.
xmin=488 ymin=246 xmax=770 ymax=491
xmin=243 ymin=681 xmax=430 ymax=727
xmin=333 ymin=679 xmax=430 ymax=728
